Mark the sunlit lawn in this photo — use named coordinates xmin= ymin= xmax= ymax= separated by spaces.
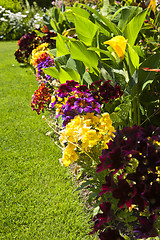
xmin=0 ymin=41 xmax=93 ymax=239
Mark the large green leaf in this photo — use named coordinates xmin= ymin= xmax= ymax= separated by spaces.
xmin=127 ymin=44 xmax=139 ymax=69
xmin=82 ymin=71 xmax=100 ymax=85
xmin=65 ymin=6 xmax=90 ymax=21
xmin=68 ymin=40 xmax=99 ymax=70
xmin=43 ymin=67 xmax=60 ymax=79
xmin=94 ymin=19 xmax=111 ymax=38
xmin=74 ymin=14 xmax=99 ymax=46
xmin=66 ymin=57 xmax=85 ymax=79
xmin=118 ymin=6 xmax=141 ymax=31
xmin=88 ymin=47 xmax=118 ymax=66
xmin=59 ymin=66 xmax=80 ymax=83
xmin=123 ymin=9 xmax=147 ymax=46
xmin=55 ymin=54 xmax=70 ymax=65
xmin=78 ymin=3 xmax=121 ymax=35
xmin=43 ymin=65 xmax=80 ymax=83
xmin=56 ymin=33 xmax=70 ymax=57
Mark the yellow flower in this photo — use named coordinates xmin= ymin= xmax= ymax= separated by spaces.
xmin=59 ymin=112 xmax=115 ymax=167
xmin=104 ymin=36 xmax=127 ymax=60
xmin=60 ymin=143 xmax=78 ymax=167
xmin=30 ymin=43 xmax=49 ymax=67
xmin=81 ymin=129 xmax=99 ymax=151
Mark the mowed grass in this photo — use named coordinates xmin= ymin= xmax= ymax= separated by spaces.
xmin=0 ymin=41 xmax=93 ymax=240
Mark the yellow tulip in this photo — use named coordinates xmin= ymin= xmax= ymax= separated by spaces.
xmin=104 ymin=36 xmax=127 ymax=60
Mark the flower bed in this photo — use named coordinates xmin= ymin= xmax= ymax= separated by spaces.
xmin=15 ymin=1 xmax=160 ymax=239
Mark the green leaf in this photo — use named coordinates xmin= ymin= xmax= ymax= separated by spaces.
xmin=59 ymin=66 xmax=80 ymax=83
xmin=123 ymin=9 xmax=148 ymax=46
xmin=114 ymin=103 xmax=130 ymax=121
xmin=68 ymin=40 xmax=99 ymax=70
xmin=83 ymin=72 xmax=94 ymax=85
xmin=138 ymin=53 xmax=160 ymax=90
xmin=56 ymin=33 xmax=70 ymax=57
xmin=43 ymin=64 xmax=80 ymax=83
xmin=110 ymin=112 xmax=123 ymax=125
xmin=66 ymin=57 xmax=85 ymax=80
xmin=88 ymin=47 xmax=118 ymax=66
xmin=142 ymin=80 xmax=154 ymax=91
xmin=43 ymin=67 xmax=59 ymax=79
xmin=50 ymin=18 xmax=59 ymax=33
xmin=43 ymin=14 xmax=54 ymax=32
xmin=78 ymin=3 xmax=122 ymax=35
xmin=118 ymin=6 xmax=141 ymax=31
xmin=65 ymin=6 xmax=90 ymax=21
xmin=92 ymin=206 xmax=100 ymax=217
xmin=128 ymin=70 xmax=138 ymax=91
xmin=49 ymin=49 xmax=57 ymax=57
xmin=94 ymin=19 xmax=111 ymax=38
xmin=128 ymin=44 xmax=139 ymax=69
xmin=74 ymin=14 xmax=99 ymax=46
xmin=55 ymin=54 xmax=70 ymax=65
xmin=64 ymin=9 xmax=75 ymax=23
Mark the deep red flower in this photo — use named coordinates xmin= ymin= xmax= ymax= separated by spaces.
xmin=90 ymin=202 xmax=113 ymax=234
xmin=90 ymin=79 xmax=123 ymax=104
xmin=31 ymin=83 xmax=51 ymax=114
xmin=143 ymin=182 xmax=160 ymax=212
xmin=100 ymin=173 xmax=116 ymax=195
xmin=99 ymin=227 xmax=125 ymax=240
xmin=134 ymin=214 xmax=159 ymax=239
xmin=112 ymin=176 xmax=135 ymax=209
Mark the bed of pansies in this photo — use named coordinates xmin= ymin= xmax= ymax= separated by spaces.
xmin=14 ymin=0 xmax=160 ymax=239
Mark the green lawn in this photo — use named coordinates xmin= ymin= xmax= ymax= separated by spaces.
xmin=0 ymin=41 xmax=93 ymax=239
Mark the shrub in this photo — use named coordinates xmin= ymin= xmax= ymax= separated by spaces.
xmin=0 ymin=1 xmax=45 ymax=40
xmin=22 ymin=0 xmax=52 ymax=9
xmin=0 ymin=0 xmax=23 ymax=13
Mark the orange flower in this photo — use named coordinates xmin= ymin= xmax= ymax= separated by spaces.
xmin=148 ymin=0 xmax=156 ymax=13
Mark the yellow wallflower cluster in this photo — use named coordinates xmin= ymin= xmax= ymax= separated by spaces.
xmin=59 ymin=112 xmax=115 ymax=167
xmin=30 ymin=43 xmax=49 ymax=67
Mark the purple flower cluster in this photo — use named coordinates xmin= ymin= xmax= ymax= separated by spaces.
xmin=91 ymin=125 xmax=160 ymax=239
xmin=36 ymin=56 xmax=55 ymax=83
xmin=51 ymin=80 xmax=101 ymax=126
xmin=90 ymin=79 xmax=123 ymax=104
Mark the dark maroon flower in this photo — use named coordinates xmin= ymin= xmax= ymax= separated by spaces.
xmin=97 ymin=146 xmax=124 ymax=172
xmin=112 ymin=176 xmax=135 ymax=209
xmin=58 ymin=83 xmax=72 ymax=97
xmin=90 ymin=79 xmax=123 ymax=104
xmin=99 ymin=227 xmax=125 ymax=240
xmin=94 ymin=202 xmax=112 ymax=227
xmin=90 ymin=202 xmax=113 ymax=234
xmin=143 ymin=182 xmax=160 ymax=212
xmin=131 ymin=182 xmax=147 ymax=211
xmin=127 ymin=165 xmax=158 ymax=184
xmin=133 ymin=214 xmax=159 ymax=239
xmin=15 ymin=30 xmax=56 ymax=63
xmin=76 ymin=84 xmax=90 ymax=92
xmin=66 ymin=80 xmax=79 ymax=88
xmin=100 ymin=173 xmax=116 ymax=195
